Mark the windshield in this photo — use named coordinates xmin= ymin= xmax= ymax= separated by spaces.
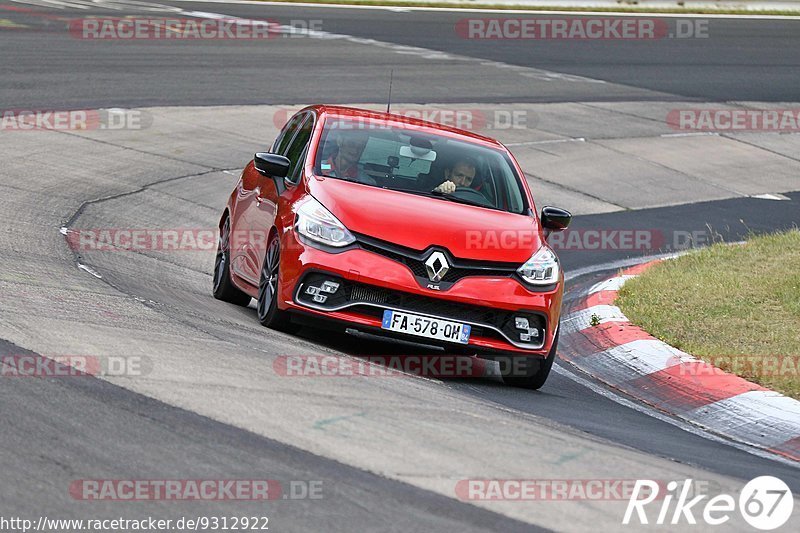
xmin=314 ymin=118 xmax=528 ymax=214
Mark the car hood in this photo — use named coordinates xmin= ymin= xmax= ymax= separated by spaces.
xmin=308 ymin=177 xmax=542 ymax=263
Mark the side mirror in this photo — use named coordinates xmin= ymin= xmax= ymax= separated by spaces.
xmin=541 ymin=206 xmax=571 ymax=232
xmin=254 ymin=152 xmax=290 ymax=178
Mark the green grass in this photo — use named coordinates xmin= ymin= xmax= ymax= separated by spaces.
xmin=616 ymin=230 xmax=800 ymax=399
xmin=252 ymin=0 xmax=800 ymax=16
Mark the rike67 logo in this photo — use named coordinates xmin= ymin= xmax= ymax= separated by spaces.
xmin=624 ymin=476 xmax=793 ymax=529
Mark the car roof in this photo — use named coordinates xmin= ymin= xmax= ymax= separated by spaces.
xmin=303 ymin=105 xmax=509 ymax=151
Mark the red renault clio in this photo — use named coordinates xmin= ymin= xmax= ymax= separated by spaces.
xmin=213 ymin=105 xmax=571 ymax=388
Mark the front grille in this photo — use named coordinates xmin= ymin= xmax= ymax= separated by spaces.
xmin=351 ymin=285 xmax=390 ymax=305
xmin=344 ymin=282 xmax=503 ymax=325
xmin=296 ymin=272 xmax=546 ymax=349
xmin=356 ymin=235 xmax=517 ymax=287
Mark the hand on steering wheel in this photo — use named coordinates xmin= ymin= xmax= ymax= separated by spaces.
xmin=432 ymin=180 xmax=456 ymax=194
xmin=452 ymin=186 xmax=494 ymax=207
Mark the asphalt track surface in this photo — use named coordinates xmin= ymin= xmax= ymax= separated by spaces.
xmin=1 ymin=0 xmax=799 ymax=107
xmin=1 ymin=1 xmax=800 ymax=531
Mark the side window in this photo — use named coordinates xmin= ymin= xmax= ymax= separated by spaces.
xmin=284 ymin=115 xmax=314 ymax=182
xmin=288 ymin=144 xmax=310 ymax=184
xmin=272 ymin=113 xmax=304 ymax=154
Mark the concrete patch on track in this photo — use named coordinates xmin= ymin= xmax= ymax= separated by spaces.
xmin=2 ymin=102 xmax=800 ymax=528
xmin=51 ymin=101 xmax=800 ymax=213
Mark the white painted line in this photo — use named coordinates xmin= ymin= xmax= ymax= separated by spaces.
xmin=10 ymin=0 xmax=181 ymax=11
xmin=506 ymin=137 xmax=586 ymax=147
xmin=9 ymin=0 xmax=87 ymax=9
xmin=552 ymin=363 xmax=800 ymax=467
xmin=180 ymin=9 xmax=608 ymax=84
xmin=183 ymin=9 xmax=468 ymax=61
xmin=514 ymin=68 xmax=605 ymax=84
xmin=164 ymin=0 xmax=800 ymax=19
xmin=78 ymin=264 xmax=103 ymax=279
xmin=660 ymin=132 xmax=720 ymax=138
xmin=587 ymin=275 xmax=634 ymax=294
xmin=751 ymin=193 xmax=791 ymax=200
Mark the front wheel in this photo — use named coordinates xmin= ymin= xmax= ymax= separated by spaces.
xmin=256 ymin=234 xmax=295 ymax=332
xmin=501 ymin=329 xmax=559 ymax=390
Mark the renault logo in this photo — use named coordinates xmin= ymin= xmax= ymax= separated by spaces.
xmin=424 ymin=251 xmax=449 ymax=282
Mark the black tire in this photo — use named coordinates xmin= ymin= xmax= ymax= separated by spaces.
xmin=213 ymin=216 xmax=252 ymax=307
xmin=501 ymin=329 xmax=559 ymax=390
xmin=256 ymin=234 xmax=295 ymax=332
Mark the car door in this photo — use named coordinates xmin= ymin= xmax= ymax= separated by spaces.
xmin=231 ymin=113 xmax=306 ymax=285
xmin=250 ymin=113 xmax=315 ymax=280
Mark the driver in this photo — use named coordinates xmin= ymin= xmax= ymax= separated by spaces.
xmin=432 ymin=156 xmax=482 ymax=195
xmin=320 ymin=130 xmax=376 ymax=185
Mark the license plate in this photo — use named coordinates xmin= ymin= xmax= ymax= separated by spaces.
xmin=381 ymin=310 xmax=471 ymax=345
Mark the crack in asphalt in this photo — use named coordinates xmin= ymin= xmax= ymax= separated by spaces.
xmin=722 ymin=133 xmax=800 ymax=164
xmin=57 ymin=164 xmax=337 ymax=357
xmin=586 ymin=137 xmax=748 ymax=197
xmin=524 ymin=171 xmax=628 ymax=210
xmin=52 ymin=127 xmax=216 ymax=169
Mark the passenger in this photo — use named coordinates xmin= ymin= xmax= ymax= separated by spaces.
xmin=320 ymin=130 xmax=376 ymax=185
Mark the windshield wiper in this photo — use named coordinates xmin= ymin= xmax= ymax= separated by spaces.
xmin=318 ymin=173 xmax=370 ymax=185
xmin=379 ymin=186 xmax=503 ymax=211
xmin=385 ymin=187 xmax=439 ymax=198
xmin=430 ymin=190 xmax=501 ymax=211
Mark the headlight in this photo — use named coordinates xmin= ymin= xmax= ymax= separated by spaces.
xmin=517 ymin=245 xmax=560 ymax=286
xmin=295 ymin=197 xmax=355 ymax=248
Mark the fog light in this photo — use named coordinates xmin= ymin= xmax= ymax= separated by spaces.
xmin=513 ymin=315 xmax=541 ymax=344
xmin=321 ymin=281 xmax=340 ymax=294
xmin=312 ymin=293 xmax=328 ymax=303
xmin=306 ymin=286 xmax=319 ymax=295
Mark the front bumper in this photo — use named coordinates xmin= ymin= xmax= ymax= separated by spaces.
xmin=277 ymin=229 xmax=562 ymax=356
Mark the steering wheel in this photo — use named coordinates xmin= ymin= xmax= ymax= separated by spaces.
xmin=452 ymin=186 xmax=494 ymax=207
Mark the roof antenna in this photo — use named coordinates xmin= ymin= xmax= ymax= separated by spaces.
xmin=386 ymin=69 xmax=394 ymax=114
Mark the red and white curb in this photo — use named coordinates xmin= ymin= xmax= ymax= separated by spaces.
xmin=560 ymin=260 xmax=800 ymax=462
